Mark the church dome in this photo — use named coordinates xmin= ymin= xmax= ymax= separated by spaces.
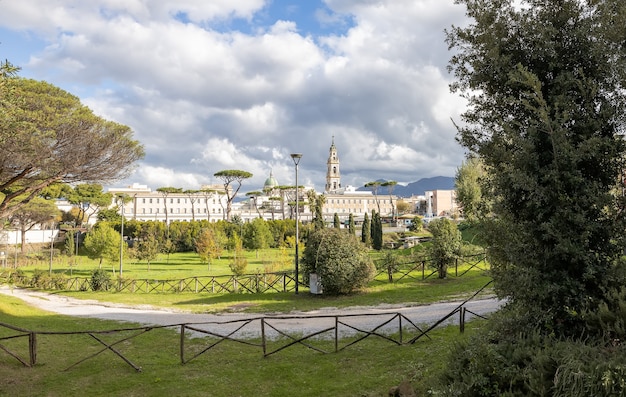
xmin=264 ymin=171 xmax=279 ymax=189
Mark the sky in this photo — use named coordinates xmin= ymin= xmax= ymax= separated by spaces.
xmin=0 ymin=0 xmax=470 ymax=193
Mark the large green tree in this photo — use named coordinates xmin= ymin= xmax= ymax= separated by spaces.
xmin=0 ymin=76 xmax=144 ymax=220
xmin=447 ymin=0 xmax=626 ymax=335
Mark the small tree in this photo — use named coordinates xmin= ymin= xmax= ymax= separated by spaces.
xmin=380 ymin=251 xmax=401 ymax=282
xmin=301 ymin=228 xmax=375 ymax=295
xmin=195 ymin=228 xmax=224 ymax=270
xmin=408 ymin=216 xmax=423 ymax=233
xmin=229 ymin=233 xmax=248 ymax=276
xmin=427 ymin=218 xmax=462 ymax=279
xmin=135 ymin=234 xmax=160 ymax=271
xmin=83 ymin=223 xmax=121 ymax=268
xmin=64 ymin=229 xmax=75 ymax=257
xmin=333 ymin=213 xmax=340 ymax=229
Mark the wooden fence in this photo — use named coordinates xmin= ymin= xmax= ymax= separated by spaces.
xmin=2 ymin=253 xmax=488 ymax=294
xmin=0 ymin=282 xmax=494 ymax=372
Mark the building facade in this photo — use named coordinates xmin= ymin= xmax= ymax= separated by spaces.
xmin=108 ymin=183 xmax=229 ymax=223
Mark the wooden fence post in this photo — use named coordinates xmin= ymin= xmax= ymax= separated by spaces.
xmin=29 ymin=332 xmax=37 ymax=366
xmin=399 ymin=314 xmax=403 ymax=344
xmin=460 ymin=307 xmax=466 ymax=333
xmin=261 ymin=318 xmax=266 ymax=357
xmin=180 ymin=325 xmax=185 ymax=364
xmin=334 ymin=316 xmax=339 ymax=353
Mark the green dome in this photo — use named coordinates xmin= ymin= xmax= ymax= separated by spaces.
xmin=264 ymin=171 xmax=279 ymax=189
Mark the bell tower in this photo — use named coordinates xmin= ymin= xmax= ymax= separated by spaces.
xmin=325 ymin=136 xmax=341 ymax=193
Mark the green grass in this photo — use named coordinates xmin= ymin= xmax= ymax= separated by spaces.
xmin=15 ymin=248 xmax=295 ymax=279
xmin=0 ymin=247 xmax=492 ymax=395
xmin=5 ymin=248 xmax=492 ymax=313
xmin=0 ymin=294 xmax=481 ymax=396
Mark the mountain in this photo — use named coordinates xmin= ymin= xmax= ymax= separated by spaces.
xmin=357 ymin=176 xmax=455 ymax=198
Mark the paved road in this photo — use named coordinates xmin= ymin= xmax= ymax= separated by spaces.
xmin=0 ymin=285 xmax=503 ymax=340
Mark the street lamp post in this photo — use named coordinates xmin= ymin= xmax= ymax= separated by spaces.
xmin=118 ymin=195 xmax=126 ymax=277
xmin=290 ymin=153 xmax=302 ymax=294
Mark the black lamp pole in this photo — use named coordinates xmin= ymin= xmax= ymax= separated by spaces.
xmin=290 ymin=153 xmax=302 ymax=294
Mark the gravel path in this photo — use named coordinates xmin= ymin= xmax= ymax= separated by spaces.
xmin=0 ymin=285 xmax=503 ymax=339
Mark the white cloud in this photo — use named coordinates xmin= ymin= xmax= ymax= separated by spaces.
xmin=2 ymin=0 xmax=470 ymax=194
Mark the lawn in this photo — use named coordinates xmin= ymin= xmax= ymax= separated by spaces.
xmin=0 ymin=245 xmax=492 ymax=395
xmin=16 ymin=248 xmax=295 ymax=280
xmin=0 ymin=293 xmax=481 ymax=396
xmin=4 ymin=248 xmax=492 ymax=313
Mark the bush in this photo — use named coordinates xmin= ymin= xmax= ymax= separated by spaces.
xmin=301 ymin=228 xmax=375 ymax=295
xmin=90 ymin=268 xmax=111 ymax=291
xmin=438 ymin=307 xmax=626 ymax=397
xmin=230 ymin=255 xmax=248 ymax=276
xmin=30 ymin=269 xmax=47 ymax=288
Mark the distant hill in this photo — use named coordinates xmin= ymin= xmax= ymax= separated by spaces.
xmin=357 ymin=176 xmax=455 ymax=198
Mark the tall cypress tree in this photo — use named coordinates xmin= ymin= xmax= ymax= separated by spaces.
xmin=348 ymin=213 xmax=356 ymax=236
xmin=371 ymin=210 xmax=383 ymax=251
xmin=361 ymin=212 xmax=371 ymax=247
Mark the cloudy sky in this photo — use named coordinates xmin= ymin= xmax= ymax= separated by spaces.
xmin=0 ymin=0 xmax=469 ymax=193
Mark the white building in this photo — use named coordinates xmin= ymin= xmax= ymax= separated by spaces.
xmin=108 ymin=183 xmax=229 ymax=223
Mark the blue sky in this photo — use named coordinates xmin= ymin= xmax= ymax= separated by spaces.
xmin=0 ymin=0 xmax=469 ymax=193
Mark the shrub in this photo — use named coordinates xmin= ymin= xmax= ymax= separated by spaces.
xmin=301 ymin=228 xmax=375 ymax=295
xmin=30 ymin=269 xmax=47 ymax=288
xmin=90 ymin=268 xmax=111 ymax=291
xmin=230 ymin=256 xmax=248 ymax=276
xmin=438 ymin=307 xmax=626 ymax=397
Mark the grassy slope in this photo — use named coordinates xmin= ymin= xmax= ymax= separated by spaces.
xmin=0 ymin=294 xmax=482 ymax=396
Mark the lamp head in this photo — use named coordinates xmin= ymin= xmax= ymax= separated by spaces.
xmin=290 ymin=153 xmax=303 ymax=165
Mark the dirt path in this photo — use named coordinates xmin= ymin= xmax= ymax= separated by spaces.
xmin=0 ymin=285 xmax=503 ymax=339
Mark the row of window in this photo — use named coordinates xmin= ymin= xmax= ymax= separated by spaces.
xmin=325 ymin=198 xmax=394 ymax=205
xmin=140 ymin=197 xmax=222 ymax=205
xmin=124 ymin=208 xmax=223 ymax=214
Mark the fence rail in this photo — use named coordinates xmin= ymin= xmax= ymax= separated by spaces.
xmin=1 ymin=253 xmax=488 ymax=294
xmin=0 ymin=282 xmax=494 ymax=372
